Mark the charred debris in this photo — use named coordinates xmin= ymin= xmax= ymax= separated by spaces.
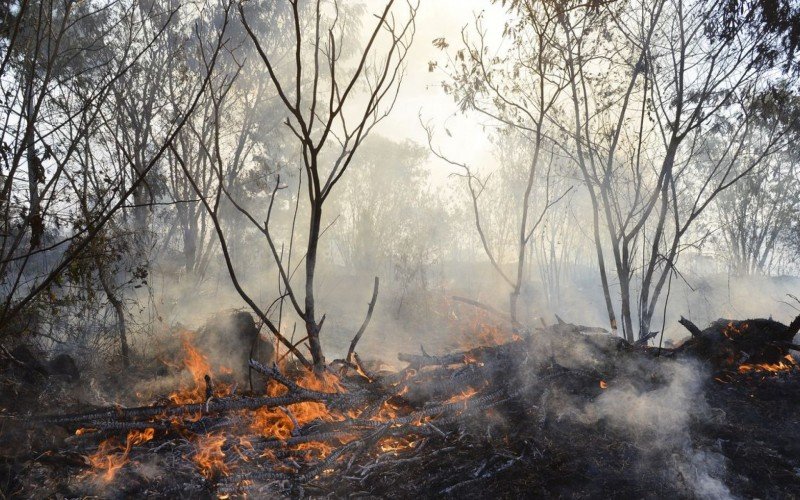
xmin=1 ymin=311 xmax=799 ymax=498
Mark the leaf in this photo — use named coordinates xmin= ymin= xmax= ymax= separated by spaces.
xmin=432 ymin=37 xmax=449 ymax=50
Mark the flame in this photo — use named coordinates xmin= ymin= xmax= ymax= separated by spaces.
xmin=296 ymin=441 xmax=336 ymax=460
xmin=444 ymin=386 xmax=478 ymax=404
xmin=232 ymin=437 xmax=255 ymax=462
xmin=476 ymin=323 xmax=508 ymax=346
xmin=450 ymin=306 xmax=515 ymax=350
xmin=85 ymin=428 xmax=155 ymax=481
xmin=378 ymin=436 xmax=416 ymax=453
xmin=722 ymin=321 xmax=748 ymax=340
xmin=464 ymin=353 xmax=481 ymax=364
xmin=599 ymin=380 xmax=608 ymax=389
xmin=737 ymin=354 xmax=797 ymax=374
xmin=168 ymin=332 xmax=231 ymax=405
xmin=84 ymin=336 xmax=371 ymax=482
xmin=193 ymin=432 xmax=229 ymax=479
xmin=248 ymin=370 xmax=347 ymax=458
xmin=373 ymin=399 xmax=403 ymax=421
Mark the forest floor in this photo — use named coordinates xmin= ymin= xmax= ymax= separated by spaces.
xmin=1 ymin=314 xmax=799 ymax=499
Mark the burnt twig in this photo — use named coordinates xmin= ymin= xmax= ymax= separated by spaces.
xmin=678 ymin=316 xmax=703 ymax=337
xmin=347 ymin=277 xmax=380 ymax=365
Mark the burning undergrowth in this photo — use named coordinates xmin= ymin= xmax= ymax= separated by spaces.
xmin=1 ymin=313 xmax=800 ymax=498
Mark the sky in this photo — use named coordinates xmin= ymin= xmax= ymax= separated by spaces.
xmin=369 ymin=0 xmax=511 ymax=182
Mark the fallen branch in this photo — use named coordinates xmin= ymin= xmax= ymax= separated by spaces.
xmin=678 ymin=316 xmax=703 ymax=337
xmin=347 ymin=277 xmax=380 ymax=365
xmin=451 ymin=295 xmax=518 ymax=326
xmin=31 ymin=391 xmax=347 ymax=427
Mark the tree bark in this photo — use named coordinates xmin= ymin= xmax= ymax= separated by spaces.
xmin=305 ymin=201 xmax=325 ymax=371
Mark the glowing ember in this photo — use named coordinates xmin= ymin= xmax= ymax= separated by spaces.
xmin=738 ymin=355 xmax=797 ymax=375
xmin=378 ymin=437 xmax=416 ymax=454
xmin=444 ymin=386 xmax=479 ymax=404
xmin=599 ymin=380 xmax=608 ymax=389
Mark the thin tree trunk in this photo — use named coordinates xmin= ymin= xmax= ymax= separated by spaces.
xmin=96 ymin=256 xmax=129 ymax=367
xmin=25 ymin=71 xmax=43 ymax=249
xmin=305 ymin=201 xmax=325 ymax=371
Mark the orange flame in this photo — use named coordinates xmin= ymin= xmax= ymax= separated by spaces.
xmin=444 ymin=386 xmax=478 ymax=404
xmin=248 ymin=370 xmax=347 ymax=458
xmin=193 ymin=432 xmax=229 ymax=479
xmin=738 ymin=354 xmax=797 ymax=374
xmin=168 ymin=332 xmax=231 ymax=405
xmin=378 ymin=436 xmax=416 ymax=454
xmin=85 ymin=428 xmax=155 ymax=481
xmin=86 ymin=335 xmax=368 ymax=482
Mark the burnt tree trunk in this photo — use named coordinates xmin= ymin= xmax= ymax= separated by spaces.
xmin=95 ymin=255 xmax=129 ymax=366
xmin=305 ymin=200 xmax=325 ymax=371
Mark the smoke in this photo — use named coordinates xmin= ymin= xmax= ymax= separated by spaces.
xmin=575 ymin=356 xmax=732 ymax=499
xmin=584 ymin=359 xmax=706 ymax=439
xmin=674 ymin=449 xmax=732 ymax=500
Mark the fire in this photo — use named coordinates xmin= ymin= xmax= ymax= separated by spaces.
xmin=85 ymin=428 xmax=155 ymax=482
xmin=599 ymin=380 xmax=608 ymax=389
xmin=250 ymin=406 xmax=294 ymax=441
xmin=445 ymin=386 xmax=478 ymax=404
xmin=296 ymin=441 xmax=336 ymax=460
xmin=722 ymin=321 xmax=748 ymax=339
xmin=193 ymin=432 xmax=229 ymax=479
xmin=168 ymin=332 xmax=231 ymax=405
xmin=464 ymin=353 xmax=481 ymax=364
xmin=451 ymin=306 xmax=515 ymax=350
xmin=737 ymin=354 xmax=797 ymax=375
xmin=373 ymin=399 xmax=403 ymax=421
xmin=248 ymin=370 xmax=347 ymax=458
xmin=477 ymin=322 xmax=508 ymax=346
xmin=85 ymin=335 xmax=362 ymax=482
xmin=378 ymin=437 xmax=416 ymax=453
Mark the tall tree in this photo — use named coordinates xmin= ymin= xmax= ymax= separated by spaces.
xmin=428 ymin=1 xmax=572 ymax=325
xmin=556 ymin=0 xmax=792 ymax=340
xmin=180 ymin=0 xmax=418 ymax=371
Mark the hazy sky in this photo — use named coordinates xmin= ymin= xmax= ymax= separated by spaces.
xmin=370 ymin=0 xmax=510 ymax=181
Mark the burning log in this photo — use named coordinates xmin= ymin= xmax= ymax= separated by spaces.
xmin=398 ymin=338 xmax=525 ymax=368
xmin=31 ymin=391 xmax=347 ymax=428
xmin=676 ymin=314 xmax=800 ymax=377
xmin=8 ymin=312 xmax=800 ymax=498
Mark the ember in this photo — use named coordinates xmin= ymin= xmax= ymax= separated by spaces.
xmin=3 ymin=314 xmax=800 ymax=497
xmin=738 ymin=354 xmax=798 ymax=374
xmin=1 ymin=0 xmax=800 ymax=497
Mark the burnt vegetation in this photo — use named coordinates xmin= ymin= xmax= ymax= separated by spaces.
xmin=1 ymin=0 xmax=800 ymax=498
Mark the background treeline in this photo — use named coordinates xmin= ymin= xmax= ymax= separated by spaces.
xmin=1 ymin=0 xmax=799 ymax=367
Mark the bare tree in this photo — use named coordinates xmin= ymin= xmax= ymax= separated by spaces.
xmin=179 ymin=0 xmax=417 ymax=371
xmin=556 ymin=0 xmax=793 ymax=340
xmin=0 ymin=0 xmax=232 ymax=354
xmin=715 ymin=86 xmax=800 ymax=276
xmin=427 ymin=2 xmax=572 ymax=325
